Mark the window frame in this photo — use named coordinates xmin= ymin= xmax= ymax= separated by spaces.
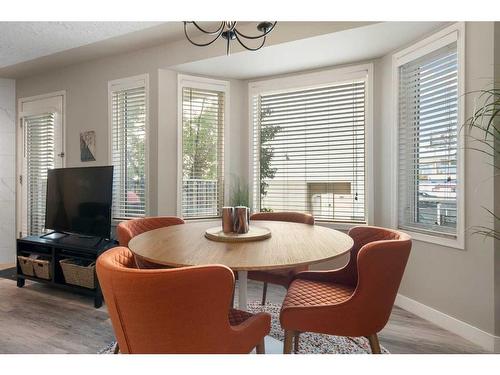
xmin=108 ymin=73 xmax=150 ymax=221
xmin=392 ymin=22 xmax=465 ymax=249
xmin=248 ymin=64 xmax=374 ymax=229
xmin=176 ymin=74 xmax=230 ymax=220
xmin=17 ymin=91 xmax=66 ymax=238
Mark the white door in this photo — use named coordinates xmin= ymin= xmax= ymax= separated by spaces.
xmin=18 ymin=93 xmax=65 ymax=237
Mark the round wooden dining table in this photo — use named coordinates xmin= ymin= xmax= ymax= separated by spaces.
xmin=128 ymin=220 xmax=354 ymax=310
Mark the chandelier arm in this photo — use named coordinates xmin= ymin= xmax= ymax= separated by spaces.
xmin=189 ymin=21 xmax=225 ymax=35
xmin=234 ymin=33 xmax=267 ymax=51
xmin=234 ymin=21 xmax=277 ymax=40
xmin=184 ymin=22 xmax=224 ymax=47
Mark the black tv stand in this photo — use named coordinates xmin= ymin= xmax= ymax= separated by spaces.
xmin=57 ymin=234 xmax=104 ymax=249
xmin=41 ymin=232 xmax=105 ymax=249
xmin=16 ymin=235 xmax=117 ymax=308
xmin=41 ymin=231 xmax=69 ymax=240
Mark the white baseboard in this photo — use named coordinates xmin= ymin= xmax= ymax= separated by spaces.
xmin=395 ymin=294 xmax=500 ymax=352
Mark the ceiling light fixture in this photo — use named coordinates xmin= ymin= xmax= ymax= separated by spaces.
xmin=183 ymin=21 xmax=277 ymax=55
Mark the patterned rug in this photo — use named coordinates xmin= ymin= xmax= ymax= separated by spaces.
xmin=99 ymin=301 xmax=389 ymax=354
xmin=0 ymin=267 xmax=17 ymax=281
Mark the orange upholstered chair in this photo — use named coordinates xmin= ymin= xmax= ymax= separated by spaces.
xmin=116 ymin=216 xmax=185 ymax=268
xmin=116 ymin=216 xmax=185 ymax=247
xmin=280 ymin=226 xmax=411 ymax=354
xmin=248 ymin=212 xmax=315 ymax=305
xmin=97 ymin=247 xmax=271 ymax=354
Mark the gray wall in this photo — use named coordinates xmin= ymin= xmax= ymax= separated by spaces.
xmin=494 ymin=21 xmax=500 ymax=339
xmin=0 ymin=78 xmax=15 ymax=263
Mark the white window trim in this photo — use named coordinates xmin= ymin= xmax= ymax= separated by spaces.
xmin=107 ymin=73 xmax=150 ymax=219
xmin=16 ymin=91 xmax=66 ymax=238
xmin=247 ymin=64 xmax=374 ymax=229
xmin=391 ymin=22 xmax=465 ymax=250
xmin=176 ymin=74 xmax=230 ymax=218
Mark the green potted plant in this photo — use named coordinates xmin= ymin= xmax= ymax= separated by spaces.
xmin=229 ymin=176 xmax=249 ymax=207
xmin=464 ymin=86 xmax=499 ymax=241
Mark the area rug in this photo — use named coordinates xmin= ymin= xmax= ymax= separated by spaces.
xmin=0 ymin=267 xmax=17 ymax=281
xmin=247 ymin=301 xmax=388 ymax=354
xmin=99 ymin=301 xmax=389 ymax=354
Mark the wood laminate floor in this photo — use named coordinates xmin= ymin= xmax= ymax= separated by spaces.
xmin=0 ymin=270 xmax=490 ymax=354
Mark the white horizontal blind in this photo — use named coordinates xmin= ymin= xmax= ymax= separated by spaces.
xmin=24 ymin=113 xmax=56 ymax=235
xmin=252 ymin=80 xmax=366 ymax=223
xmin=181 ymin=87 xmax=224 ymax=219
xmin=398 ymin=43 xmax=458 ymax=237
xmin=111 ymin=84 xmax=147 ymax=219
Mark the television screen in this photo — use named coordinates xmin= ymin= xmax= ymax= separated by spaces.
xmin=45 ymin=166 xmax=113 ymax=238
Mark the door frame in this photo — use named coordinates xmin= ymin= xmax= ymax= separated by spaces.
xmin=16 ymin=90 xmax=66 ymax=238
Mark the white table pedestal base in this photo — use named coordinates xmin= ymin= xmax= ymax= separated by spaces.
xmin=237 ymin=270 xmax=248 ymax=311
xmin=251 ymin=336 xmax=283 ymax=354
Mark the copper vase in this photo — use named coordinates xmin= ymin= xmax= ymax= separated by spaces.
xmin=222 ymin=207 xmax=234 ymax=233
xmin=233 ymin=206 xmax=250 ymax=234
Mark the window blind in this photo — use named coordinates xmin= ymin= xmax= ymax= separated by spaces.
xmin=111 ymin=84 xmax=147 ymax=219
xmin=252 ymin=80 xmax=366 ymax=223
xmin=24 ymin=113 xmax=56 ymax=235
xmin=398 ymin=43 xmax=458 ymax=237
xmin=181 ymin=87 xmax=224 ymax=219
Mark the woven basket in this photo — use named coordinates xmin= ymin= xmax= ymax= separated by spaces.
xmin=32 ymin=258 xmax=51 ymax=280
xmin=60 ymin=259 xmax=95 ymax=289
xmin=17 ymin=256 xmax=35 ymax=277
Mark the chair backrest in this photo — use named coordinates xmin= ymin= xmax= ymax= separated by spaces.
xmin=250 ymin=211 xmax=315 ymax=225
xmin=116 ymin=216 xmax=185 ymax=247
xmin=348 ymin=226 xmax=412 ymax=333
xmin=97 ymin=247 xmax=238 ymax=353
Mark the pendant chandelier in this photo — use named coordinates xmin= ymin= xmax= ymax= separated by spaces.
xmin=183 ymin=21 xmax=277 ymax=55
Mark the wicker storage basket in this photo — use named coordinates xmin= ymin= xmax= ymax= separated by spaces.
xmin=17 ymin=256 xmax=35 ymax=277
xmin=32 ymin=258 xmax=51 ymax=280
xmin=60 ymin=258 xmax=96 ymax=289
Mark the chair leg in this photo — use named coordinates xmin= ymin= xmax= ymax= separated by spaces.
xmin=366 ymin=334 xmax=381 ymax=354
xmin=113 ymin=342 xmax=120 ymax=354
xmin=283 ymin=330 xmax=295 ymax=354
xmin=293 ymin=332 xmax=300 ymax=353
xmin=256 ymin=339 xmax=265 ymax=354
xmin=261 ymin=282 xmax=268 ymax=305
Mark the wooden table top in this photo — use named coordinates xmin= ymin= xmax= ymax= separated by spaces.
xmin=128 ymin=220 xmax=354 ymax=271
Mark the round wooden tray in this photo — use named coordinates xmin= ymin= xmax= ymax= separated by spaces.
xmin=205 ymin=226 xmax=272 ymax=243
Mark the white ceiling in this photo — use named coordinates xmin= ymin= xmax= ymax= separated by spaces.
xmin=0 ymin=22 xmax=165 ymax=68
xmin=174 ymin=22 xmax=447 ymax=80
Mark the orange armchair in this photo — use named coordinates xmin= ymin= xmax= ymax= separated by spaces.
xmin=116 ymin=216 xmax=185 ymax=246
xmin=250 ymin=212 xmax=315 ymax=226
xmin=116 ymin=216 xmax=185 ymax=268
xmin=248 ymin=212 xmax=315 ymax=305
xmin=280 ymin=226 xmax=411 ymax=354
xmin=97 ymin=247 xmax=271 ymax=354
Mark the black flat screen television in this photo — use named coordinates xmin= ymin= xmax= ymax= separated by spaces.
xmin=45 ymin=166 xmax=114 ymax=239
